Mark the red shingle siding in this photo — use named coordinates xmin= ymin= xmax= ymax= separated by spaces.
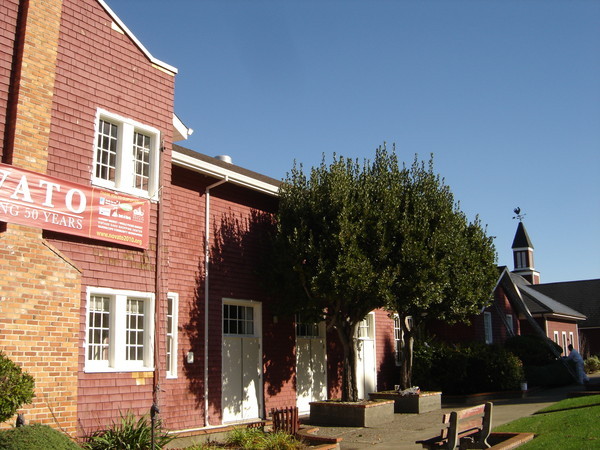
xmin=374 ymin=309 xmax=397 ymax=391
xmin=164 ymin=168 xmax=285 ymax=430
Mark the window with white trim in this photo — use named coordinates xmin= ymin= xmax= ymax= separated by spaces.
xmin=568 ymin=332 xmax=574 ymax=347
xmin=562 ymin=332 xmax=567 ymax=354
xmin=393 ymin=315 xmax=402 ymax=366
xmin=166 ymin=293 xmax=178 ymax=378
xmin=223 ymin=303 xmax=255 ymax=336
xmin=484 ymin=312 xmax=493 ymax=344
xmin=85 ymin=287 xmax=155 ymax=372
xmin=356 ymin=314 xmax=374 ymax=340
xmin=506 ymin=314 xmax=514 ymax=334
xmin=93 ymin=109 xmax=160 ymax=199
xmin=296 ymin=321 xmax=320 ymax=338
xmin=553 ymin=331 xmax=559 ymax=344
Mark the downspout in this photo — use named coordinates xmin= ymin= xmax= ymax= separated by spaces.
xmin=153 ymin=141 xmax=166 ymax=414
xmin=204 ymin=176 xmax=228 ymax=427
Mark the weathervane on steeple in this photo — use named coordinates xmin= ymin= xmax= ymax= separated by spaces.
xmin=513 ymin=207 xmax=526 ymax=222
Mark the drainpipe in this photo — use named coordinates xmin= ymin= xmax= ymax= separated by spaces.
xmin=204 ymin=176 xmax=228 ymax=427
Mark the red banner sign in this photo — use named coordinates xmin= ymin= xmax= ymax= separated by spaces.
xmin=0 ymin=163 xmax=150 ymax=249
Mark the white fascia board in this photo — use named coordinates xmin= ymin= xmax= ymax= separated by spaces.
xmin=98 ymin=0 xmax=178 ymax=74
xmin=172 ymin=151 xmax=280 ymax=197
xmin=173 ymin=115 xmax=193 ymax=141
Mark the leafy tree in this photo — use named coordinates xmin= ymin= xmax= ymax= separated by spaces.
xmin=273 ymin=154 xmax=393 ymax=401
xmin=380 ymin=153 xmax=498 ymax=389
xmin=0 ymin=352 xmax=35 ymax=423
xmin=271 ymin=145 xmax=497 ymax=399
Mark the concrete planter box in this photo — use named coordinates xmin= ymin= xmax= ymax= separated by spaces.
xmin=368 ymin=391 xmax=441 ymax=414
xmin=309 ymin=400 xmax=394 ymax=427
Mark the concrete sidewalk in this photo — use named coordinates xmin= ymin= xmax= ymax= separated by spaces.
xmin=307 ymin=374 xmax=600 ymax=449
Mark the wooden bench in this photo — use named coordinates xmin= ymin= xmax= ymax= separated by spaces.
xmin=270 ymin=406 xmax=300 ymax=435
xmin=416 ymin=402 xmax=493 ymax=450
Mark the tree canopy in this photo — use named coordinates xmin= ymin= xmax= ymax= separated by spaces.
xmin=270 ymin=145 xmax=498 ymax=399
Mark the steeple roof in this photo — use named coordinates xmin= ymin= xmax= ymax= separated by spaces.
xmin=512 ymin=221 xmax=534 ymax=249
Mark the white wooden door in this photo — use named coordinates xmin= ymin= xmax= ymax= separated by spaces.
xmin=296 ymin=322 xmax=327 ymax=414
xmin=356 ymin=312 xmax=376 ymax=399
xmin=222 ymin=300 xmax=262 ymax=423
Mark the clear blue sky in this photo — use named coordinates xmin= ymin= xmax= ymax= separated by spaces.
xmin=108 ymin=0 xmax=599 ymax=283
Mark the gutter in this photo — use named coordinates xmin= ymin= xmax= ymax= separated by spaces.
xmin=203 ymin=176 xmax=228 ymax=427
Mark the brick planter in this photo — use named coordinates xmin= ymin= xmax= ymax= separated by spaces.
xmin=368 ymin=391 xmax=442 ymax=414
xmin=309 ymin=400 xmax=394 ymax=427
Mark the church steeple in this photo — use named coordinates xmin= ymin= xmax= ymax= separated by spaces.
xmin=511 ymin=215 xmax=540 ymax=284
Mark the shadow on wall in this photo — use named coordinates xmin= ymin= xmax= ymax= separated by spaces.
xmin=183 ymin=209 xmax=294 ymax=420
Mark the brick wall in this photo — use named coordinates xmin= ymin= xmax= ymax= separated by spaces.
xmin=0 ymin=0 xmax=82 ymax=435
xmin=0 ymin=226 xmax=81 ymax=435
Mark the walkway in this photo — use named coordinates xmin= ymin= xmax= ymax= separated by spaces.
xmin=308 ymin=374 xmax=599 ymax=449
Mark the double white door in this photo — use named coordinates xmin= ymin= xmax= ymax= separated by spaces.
xmin=296 ymin=322 xmax=327 ymax=413
xmin=222 ymin=300 xmax=263 ymax=422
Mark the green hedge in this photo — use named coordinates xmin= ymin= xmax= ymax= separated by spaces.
xmin=0 ymin=424 xmax=81 ymax=449
xmin=413 ymin=341 xmax=524 ymax=395
xmin=504 ymin=335 xmax=562 ymax=366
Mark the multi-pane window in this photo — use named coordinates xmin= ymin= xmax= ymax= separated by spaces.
xmin=224 ymin=304 xmax=255 ymax=336
xmin=296 ymin=321 xmax=320 ymax=338
xmin=357 ymin=314 xmax=374 ymax=339
xmin=133 ymin=132 xmax=151 ymax=191
xmin=166 ymin=293 xmax=178 ymax=378
xmin=93 ymin=110 xmax=160 ymax=198
xmin=126 ymin=298 xmax=145 ymax=362
xmin=85 ymin=288 xmax=154 ymax=372
xmin=88 ymin=295 xmax=110 ymax=362
xmin=95 ymin=120 xmax=118 ymax=182
xmin=394 ymin=315 xmax=402 ymax=366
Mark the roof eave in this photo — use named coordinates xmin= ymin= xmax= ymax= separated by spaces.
xmin=172 ymin=150 xmax=280 ymax=197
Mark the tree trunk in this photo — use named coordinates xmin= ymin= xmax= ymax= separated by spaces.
xmin=335 ymin=320 xmax=359 ymax=402
xmin=399 ymin=315 xmax=414 ymax=390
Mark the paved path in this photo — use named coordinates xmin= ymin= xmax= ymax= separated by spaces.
xmin=307 ymin=374 xmax=600 ymax=449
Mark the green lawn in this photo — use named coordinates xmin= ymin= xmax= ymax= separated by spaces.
xmin=493 ymin=395 xmax=600 ymax=449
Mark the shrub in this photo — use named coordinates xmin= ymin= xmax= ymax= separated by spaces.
xmin=504 ymin=335 xmax=561 ymax=366
xmin=0 ymin=423 xmax=81 ymax=449
xmin=84 ymin=411 xmax=173 ymax=450
xmin=226 ymin=427 xmax=304 ymax=449
xmin=585 ymin=355 xmax=600 ymax=374
xmin=0 ymin=351 xmax=35 ymax=423
xmin=524 ymin=360 xmax=573 ymax=387
xmin=413 ymin=341 xmax=524 ymax=395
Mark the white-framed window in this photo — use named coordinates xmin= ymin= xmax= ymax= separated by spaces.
xmin=484 ymin=312 xmax=493 ymax=344
xmin=296 ymin=320 xmax=321 ymax=338
xmin=223 ymin=302 xmax=258 ymax=336
xmin=393 ymin=315 xmax=402 ymax=366
xmin=506 ymin=314 xmax=514 ymax=334
xmin=357 ymin=313 xmax=374 ymax=340
xmin=553 ymin=331 xmax=559 ymax=344
xmin=568 ymin=332 xmax=574 ymax=347
xmin=562 ymin=332 xmax=567 ymax=354
xmin=166 ymin=293 xmax=179 ymax=378
xmin=85 ymin=287 xmax=155 ymax=372
xmin=93 ymin=109 xmax=160 ymax=199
